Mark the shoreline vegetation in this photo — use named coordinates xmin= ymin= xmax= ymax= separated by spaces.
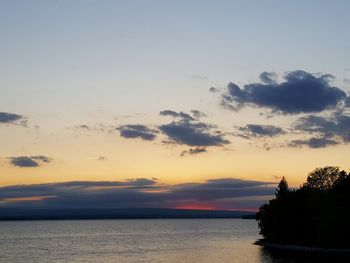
xmin=256 ymin=166 xmax=350 ymax=252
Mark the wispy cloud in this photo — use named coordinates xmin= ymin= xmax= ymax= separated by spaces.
xmin=236 ymin=124 xmax=286 ymax=138
xmin=160 ymin=110 xmax=195 ymax=121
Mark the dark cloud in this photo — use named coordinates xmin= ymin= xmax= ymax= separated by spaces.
xmin=9 ymin=157 xmax=38 ymax=167
xmin=259 ymin=71 xmax=277 ymax=84
xmin=284 ymin=112 xmax=350 ymax=148
xmin=294 ymin=113 xmax=350 ymax=143
xmin=221 ymin=70 xmax=347 ymax=114
xmin=98 ymin=156 xmax=107 ymax=161
xmin=0 ymin=112 xmax=26 ymax=125
xmin=238 ymin=124 xmax=285 ymax=138
xmin=209 ymin=87 xmax=220 ymax=93
xmin=117 ymin=124 xmax=157 ymax=141
xmin=289 ymin=137 xmax=339 ymax=148
xmin=118 ymin=110 xmax=228 ymax=155
xmin=345 ymin=97 xmax=350 ymax=107
xmin=170 ymin=179 xmax=274 ymax=202
xmin=9 ymin=156 xmax=52 ymax=168
xmin=159 ymin=119 xmax=230 ymax=147
xmin=190 ymin=110 xmax=207 ymax=119
xmin=159 ymin=110 xmax=195 ymax=121
xmin=180 ymin=147 xmax=207 ymax=157
xmin=0 ymin=178 xmax=275 ymax=210
xmin=160 ymin=109 xmax=206 ymax=120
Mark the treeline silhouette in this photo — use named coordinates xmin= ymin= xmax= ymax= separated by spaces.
xmin=256 ymin=166 xmax=350 ymax=248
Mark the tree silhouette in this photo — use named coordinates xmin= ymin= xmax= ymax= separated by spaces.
xmin=256 ymin=166 xmax=350 ymax=248
xmin=275 ymin=176 xmax=289 ymax=198
xmin=304 ymin=166 xmax=347 ymax=190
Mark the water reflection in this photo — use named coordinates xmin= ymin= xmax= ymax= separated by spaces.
xmin=0 ymin=219 xmax=349 ymax=263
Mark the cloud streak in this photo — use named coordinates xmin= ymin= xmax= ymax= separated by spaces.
xmin=117 ymin=124 xmax=158 ymax=141
xmin=237 ymin=124 xmax=285 ymax=138
xmin=289 ymin=137 xmax=339 ymax=148
xmin=0 ymin=178 xmax=275 ymax=210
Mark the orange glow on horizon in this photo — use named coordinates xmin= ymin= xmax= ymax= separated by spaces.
xmin=1 ymin=196 xmax=56 ymax=202
xmin=174 ymin=203 xmax=215 ymax=210
xmin=174 ymin=203 xmax=258 ymax=212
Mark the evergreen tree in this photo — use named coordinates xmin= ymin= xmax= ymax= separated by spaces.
xmin=275 ymin=176 xmax=289 ymax=198
xmin=257 ymin=167 xmax=350 ymax=248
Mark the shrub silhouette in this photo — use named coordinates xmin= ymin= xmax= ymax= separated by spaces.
xmin=256 ymin=166 xmax=350 ymax=248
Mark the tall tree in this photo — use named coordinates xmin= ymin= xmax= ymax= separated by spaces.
xmin=305 ymin=166 xmax=347 ymax=190
xmin=275 ymin=176 xmax=289 ymax=198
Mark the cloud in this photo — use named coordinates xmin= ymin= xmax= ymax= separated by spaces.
xmin=293 ymin=113 xmax=350 ymax=144
xmin=117 ymin=124 xmax=157 ymax=141
xmin=283 ymin=112 xmax=350 ymax=148
xmin=159 ymin=109 xmax=229 ymax=151
xmin=221 ymin=70 xmax=348 ymax=114
xmin=259 ymin=71 xmax=278 ymax=84
xmin=237 ymin=124 xmax=285 ymax=138
xmin=159 ymin=119 xmax=230 ymax=147
xmin=346 ymin=97 xmax=350 ymax=107
xmin=75 ymin=124 xmax=90 ymax=130
xmin=98 ymin=156 xmax=107 ymax=161
xmin=180 ymin=147 xmax=207 ymax=157
xmin=8 ymin=156 xmax=52 ymax=168
xmin=289 ymin=137 xmax=339 ymax=148
xmin=209 ymin=87 xmax=220 ymax=93
xmin=159 ymin=110 xmax=195 ymax=121
xmin=0 ymin=112 xmax=26 ymax=125
xmin=117 ymin=110 xmax=228 ymax=155
xmin=0 ymin=178 xmax=275 ymax=210
xmin=160 ymin=109 xmax=206 ymax=120
xmin=68 ymin=123 xmax=114 ymax=133
xmin=190 ymin=110 xmax=207 ymax=119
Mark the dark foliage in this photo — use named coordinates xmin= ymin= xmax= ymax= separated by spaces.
xmin=256 ymin=167 xmax=350 ymax=248
xmin=275 ymin=176 xmax=289 ymax=199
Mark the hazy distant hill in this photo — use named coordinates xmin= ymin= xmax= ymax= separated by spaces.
xmin=0 ymin=208 xmax=255 ymax=221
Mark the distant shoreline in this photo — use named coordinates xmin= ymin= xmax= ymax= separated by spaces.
xmin=255 ymin=239 xmax=350 ymax=256
xmin=0 ymin=208 xmax=255 ymax=221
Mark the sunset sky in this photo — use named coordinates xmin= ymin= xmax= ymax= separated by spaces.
xmin=1 ymin=0 xmax=350 ymax=211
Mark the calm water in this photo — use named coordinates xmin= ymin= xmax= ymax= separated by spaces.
xmin=0 ymin=219 xmax=345 ymax=263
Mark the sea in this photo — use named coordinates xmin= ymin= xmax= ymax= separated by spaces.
xmin=0 ymin=219 xmax=345 ymax=262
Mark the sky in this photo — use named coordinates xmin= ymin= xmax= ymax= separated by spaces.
xmin=1 ymin=0 xmax=350 ymax=211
